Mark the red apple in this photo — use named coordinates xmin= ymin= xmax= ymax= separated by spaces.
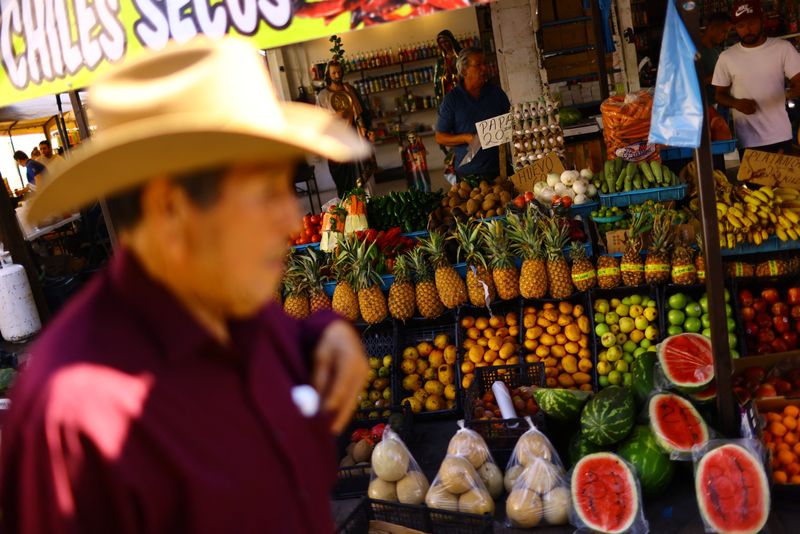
xmin=739 ymin=289 xmax=754 ymax=307
xmin=772 ymin=338 xmax=790 ymax=353
xmin=772 ymin=302 xmax=789 ymax=317
xmin=791 ymin=305 xmax=800 ymax=319
xmin=745 ymin=321 xmax=759 ymax=337
xmin=741 ymin=306 xmax=755 ymax=322
xmin=774 ymin=315 xmax=791 ymax=334
xmin=756 ymin=343 xmax=774 ymax=355
xmin=755 ymin=383 xmax=778 ymax=398
xmin=753 ymin=298 xmax=768 ymax=313
xmin=744 ymin=366 xmax=766 ymax=382
xmin=783 ymin=331 xmax=799 ymax=348
xmin=756 ymin=313 xmax=773 ymax=330
xmin=762 ymin=288 xmax=780 ymax=305
xmin=758 ymin=329 xmax=776 ymax=344
xmin=788 ymin=287 xmax=800 ymax=306
xmin=774 ymin=379 xmax=793 ymax=395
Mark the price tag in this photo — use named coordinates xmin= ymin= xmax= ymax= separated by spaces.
xmin=475 ymin=113 xmax=512 ymax=149
xmin=739 ymin=150 xmax=800 ymax=189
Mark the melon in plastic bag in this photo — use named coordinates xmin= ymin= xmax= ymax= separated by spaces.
xmin=369 ymin=425 xmax=429 ymax=504
xmin=503 ymin=417 xmax=561 ymax=493
xmin=425 ymin=453 xmax=495 ymax=516
xmin=446 ymin=421 xmax=504 ymax=499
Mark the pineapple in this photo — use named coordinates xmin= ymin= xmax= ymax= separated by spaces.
xmin=596 ymin=254 xmax=621 ymax=289
xmin=481 ymin=220 xmax=520 ymax=301
xmin=569 ymin=242 xmax=596 ymax=291
xmin=507 ymin=211 xmax=548 ymax=299
xmin=621 ymin=212 xmax=646 ymax=287
xmin=331 ymin=238 xmax=360 ymax=322
xmin=388 ymin=253 xmax=416 ymax=321
xmin=420 ymin=230 xmax=467 ymax=309
xmin=352 ymin=240 xmax=388 ymax=324
xmin=452 ymin=219 xmax=497 ymax=306
xmin=694 ymin=235 xmax=706 ymax=283
xmin=298 ymin=250 xmax=331 ymax=313
xmin=541 ymin=218 xmax=573 ymax=298
xmin=671 ymin=240 xmax=697 ymax=285
xmin=756 ymin=259 xmax=790 ymax=277
xmin=644 ymin=210 xmax=673 ymax=284
xmin=282 ymin=255 xmax=310 ymax=319
xmin=409 ymin=247 xmax=444 ymax=319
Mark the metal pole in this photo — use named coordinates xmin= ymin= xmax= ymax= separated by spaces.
xmin=54 ymin=94 xmax=71 ymax=154
xmin=7 ymin=122 xmax=23 ymax=186
xmin=676 ymin=0 xmax=737 ymax=437
xmin=591 ymin=0 xmax=611 ymax=100
xmin=68 ymin=91 xmax=117 ymax=248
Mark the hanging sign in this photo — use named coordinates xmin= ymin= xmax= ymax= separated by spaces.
xmin=0 ymin=0 xmax=494 ymax=108
xmin=475 ymin=113 xmax=512 ymax=149
xmin=738 ymin=150 xmax=800 ymax=190
xmin=509 ymin=152 xmax=565 ymax=194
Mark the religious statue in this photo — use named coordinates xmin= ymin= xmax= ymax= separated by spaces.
xmin=402 ymin=132 xmax=430 ymax=192
xmin=434 ymin=30 xmax=462 ymax=108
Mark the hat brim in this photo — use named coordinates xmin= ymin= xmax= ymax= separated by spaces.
xmin=26 ymin=102 xmax=370 ymax=225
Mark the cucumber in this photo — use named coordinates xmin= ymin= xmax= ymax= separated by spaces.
xmin=624 ymin=178 xmax=633 ymax=192
xmin=633 ymin=177 xmax=643 ymax=190
xmin=615 ymin=157 xmax=624 ymax=176
xmin=601 ymin=182 xmax=609 ymax=194
xmin=649 ymin=160 xmax=663 ymax=185
xmin=615 ymin=169 xmax=625 ymax=191
xmin=605 ymin=160 xmax=615 ymax=182
xmin=640 ymin=162 xmax=655 ymax=184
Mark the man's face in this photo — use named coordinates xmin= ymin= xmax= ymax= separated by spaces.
xmin=463 ymin=52 xmax=488 ymax=86
xmin=39 ymin=143 xmax=53 ymax=158
xmin=14 ymin=159 xmax=24 ymax=168
xmin=735 ymin=17 xmax=763 ymax=45
xmin=172 ymin=162 xmax=301 ymax=317
xmin=329 ymin=64 xmax=343 ymax=83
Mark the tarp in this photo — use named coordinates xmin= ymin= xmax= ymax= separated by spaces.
xmin=0 ymin=0 xmax=493 ymax=108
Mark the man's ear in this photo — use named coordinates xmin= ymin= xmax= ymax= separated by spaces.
xmin=139 ymin=178 xmax=195 ymax=260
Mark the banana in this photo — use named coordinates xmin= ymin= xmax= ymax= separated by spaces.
xmin=744 ymin=194 xmax=763 ymax=207
xmin=776 ymin=187 xmax=799 ymax=198
xmin=788 ymin=228 xmax=799 ymax=241
xmin=728 ymin=206 xmax=744 ymax=218
xmin=727 ymin=233 xmax=736 ymax=249
xmin=760 ymin=187 xmax=774 ymax=200
xmin=778 ymin=215 xmax=793 ymax=229
xmin=783 ymin=200 xmax=800 ymax=210
xmin=776 ymin=227 xmax=789 ymax=241
xmin=751 ymin=190 xmax=770 ymax=204
xmin=783 ymin=210 xmax=800 ymax=224
xmin=744 ymin=211 xmax=759 ymax=225
xmin=762 ymin=229 xmax=770 ymax=241
xmin=716 ymin=202 xmax=728 ymax=216
xmin=726 ymin=213 xmax=743 ymax=229
xmin=753 ymin=231 xmax=763 ymax=246
xmin=768 ymin=212 xmax=778 ymax=224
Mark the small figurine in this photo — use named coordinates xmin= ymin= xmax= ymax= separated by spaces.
xmin=402 ymin=132 xmax=431 ymax=192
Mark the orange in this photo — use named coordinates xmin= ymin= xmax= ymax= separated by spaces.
xmin=578 ymin=358 xmax=593 ymax=373
xmin=540 ymin=334 xmax=556 ymax=347
xmin=524 ymin=339 xmax=537 ymax=351
xmin=499 ymin=343 xmax=516 ymax=359
xmin=773 ymin=470 xmax=788 ymax=484
xmin=489 ymin=315 xmax=504 ymax=329
xmin=461 ymin=361 xmax=475 ymax=375
xmin=785 ymin=432 xmax=798 ymax=446
xmin=509 ymin=325 xmax=519 ymax=337
xmin=777 ymin=443 xmax=791 ymax=453
xmin=462 ymin=339 xmax=476 ymax=351
xmin=790 ymin=475 xmax=800 ymax=484
xmin=475 ymin=361 xmax=489 ymax=368
xmin=543 ymin=357 xmax=558 ymax=368
xmin=771 ymin=422 xmax=788 ymax=437
xmin=767 ymin=412 xmax=783 ymax=423
xmin=475 ymin=317 xmax=489 ymax=330
xmin=784 ymin=405 xmax=800 ymax=418
xmin=506 ymin=312 xmax=518 ymax=326
xmin=543 ymin=309 xmax=559 ymax=323
xmin=467 ymin=327 xmax=481 ymax=341
xmin=460 ymin=316 xmax=475 ymax=329
xmin=562 ymin=356 xmax=579 ymax=374
xmin=468 ymin=345 xmax=485 ymax=364
xmin=788 ymin=463 xmax=800 ymax=476
xmin=777 ymin=450 xmax=795 ymax=466
xmin=573 ymin=372 xmax=592 ymax=385
xmin=488 ymin=337 xmax=503 ymax=352
xmin=495 ymin=327 xmax=509 ymax=339
xmin=557 ymin=314 xmax=573 ymax=327
xmin=483 ymin=328 xmax=496 ymax=339
xmin=558 ymin=301 xmax=573 ymax=316
xmin=784 ymin=417 xmax=798 ymax=431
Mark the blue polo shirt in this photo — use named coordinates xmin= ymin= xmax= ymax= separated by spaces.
xmin=25 ymin=159 xmax=46 ymax=185
xmin=436 ymin=82 xmax=510 ymax=177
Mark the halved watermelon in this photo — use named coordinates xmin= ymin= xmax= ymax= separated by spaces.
xmin=649 ymin=393 xmax=709 ymax=455
xmin=657 ymin=333 xmax=714 ymax=391
xmin=695 ymin=444 xmax=770 ymax=534
xmin=571 ymin=452 xmax=639 ymax=534
xmin=691 ymin=381 xmax=717 ymax=404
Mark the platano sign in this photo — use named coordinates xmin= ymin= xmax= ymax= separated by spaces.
xmin=0 ymin=0 xmax=493 ymax=107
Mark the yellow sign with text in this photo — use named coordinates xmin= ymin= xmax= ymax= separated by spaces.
xmin=0 ymin=0 xmax=492 ymax=108
xmin=738 ymin=149 xmax=800 ymax=190
xmin=509 ymin=152 xmax=565 ymax=194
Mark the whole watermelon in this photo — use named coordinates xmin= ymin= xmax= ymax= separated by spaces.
xmin=631 ymin=352 xmax=656 ymax=406
xmin=533 ymin=388 xmax=591 ymax=422
xmin=617 ymin=425 xmax=675 ymax=496
xmin=581 ymin=386 xmax=635 ymax=446
xmin=569 ymin=432 xmax=608 ymax=467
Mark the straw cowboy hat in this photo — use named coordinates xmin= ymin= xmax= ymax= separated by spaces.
xmin=27 ymin=37 xmax=370 ymax=225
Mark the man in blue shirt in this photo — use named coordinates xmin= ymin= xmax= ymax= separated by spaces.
xmin=435 ymin=47 xmax=510 ymax=179
xmin=13 ymin=151 xmax=46 ymax=186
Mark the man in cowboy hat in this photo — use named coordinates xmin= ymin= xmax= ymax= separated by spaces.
xmin=0 ymin=38 xmax=370 ymax=533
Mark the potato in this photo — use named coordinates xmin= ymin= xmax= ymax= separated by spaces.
xmin=485 ymin=210 xmax=496 ymax=218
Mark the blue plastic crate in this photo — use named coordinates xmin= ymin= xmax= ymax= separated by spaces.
xmin=720 ymin=235 xmax=800 ymax=257
xmin=599 ymin=183 xmax=687 ymax=208
xmin=570 ymin=200 xmax=600 ymax=219
xmin=660 ymin=139 xmax=737 ymax=161
xmin=322 ymin=274 xmax=395 ymax=298
xmin=400 ymin=230 xmax=429 ymax=239
xmin=291 ymin=242 xmax=321 ymax=251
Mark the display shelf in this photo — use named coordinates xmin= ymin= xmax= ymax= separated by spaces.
xmin=660 ymin=139 xmax=737 ymax=161
xmin=720 ymin=236 xmax=800 ymax=257
xmin=374 ymin=130 xmax=435 ymax=146
xmin=541 ymin=15 xmax=592 ymax=27
xmin=374 ymin=106 xmax=437 ymax=121
xmin=360 ymin=79 xmax=433 ymax=96
xmin=599 ymin=183 xmax=687 ymax=208
xmin=337 ymin=498 xmax=493 ymax=534
xmin=343 ymin=55 xmax=437 ymax=76
xmin=543 ymin=44 xmax=597 ymax=58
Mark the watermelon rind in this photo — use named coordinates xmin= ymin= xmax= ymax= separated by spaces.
xmin=533 ymin=388 xmax=591 ymax=422
xmin=631 ymin=352 xmax=657 ymax=406
xmin=571 ymin=452 xmax=639 ymax=534
xmin=649 ymin=393 xmax=709 ymax=455
xmin=657 ymin=333 xmax=714 ymax=391
xmin=617 ymin=425 xmax=675 ymax=496
xmin=581 ymin=386 xmax=635 ymax=446
xmin=695 ymin=444 xmax=770 ymax=534
xmin=568 ymin=432 xmax=609 ymax=468
xmin=690 ymin=381 xmax=717 ymax=404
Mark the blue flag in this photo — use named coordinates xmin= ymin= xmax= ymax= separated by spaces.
xmin=649 ymin=0 xmax=704 ymax=148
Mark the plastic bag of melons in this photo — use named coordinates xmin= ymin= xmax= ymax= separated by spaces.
xmin=444 ymin=421 xmax=504 ymax=499
xmin=368 ymin=425 xmax=429 ymax=504
xmin=424 ymin=454 xmax=496 ymax=516
xmin=504 ymin=418 xmax=571 ymax=528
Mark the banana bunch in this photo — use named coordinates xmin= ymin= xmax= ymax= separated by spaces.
xmin=715 ymin=179 xmax=800 ymax=248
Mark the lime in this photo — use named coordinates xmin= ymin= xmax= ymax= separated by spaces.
xmin=595 ymin=323 xmax=610 ymax=336
xmin=699 ymin=296 xmax=709 ymax=313
xmin=608 ymin=370 xmax=623 ymax=386
xmin=634 ymin=347 xmax=647 ymax=358
xmin=639 ymin=338 xmax=652 ymax=349
xmin=702 ymin=328 xmax=711 ymax=337
xmin=629 ymin=294 xmax=643 ymax=305
xmin=616 ymin=360 xmax=629 ymax=373
xmin=667 ymin=325 xmax=684 ymax=336
xmin=701 ymin=314 xmax=711 ymax=329
xmin=668 ymin=293 xmax=688 ymax=310
xmin=667 ymin=309 xmax=685 ymax=326
xmin=727 ymin=318 xmax=737 ymax=333
xmin=685 ymin=302 xmax=703 ymax=318
xmin=623 ymin=340 xmax=638 ymax=354
xmin=684 ymin=317 xmax=702 ymax=333
xmin=599 ymin=375 xmax=610 ymax=388
xmin=623 ymin=373 xmax=633 ymax=387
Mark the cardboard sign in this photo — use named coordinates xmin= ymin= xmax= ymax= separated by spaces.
xmin=476 ymin=113 xmax=513 ymax=149
xmin=738 ymin=150 xmax=800 ymax=190
xmin=509 ymin=152 xmax=565 ymax=194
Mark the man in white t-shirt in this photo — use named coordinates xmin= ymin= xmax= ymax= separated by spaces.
xmin=713 ymin=0 xmax=800 ymax=153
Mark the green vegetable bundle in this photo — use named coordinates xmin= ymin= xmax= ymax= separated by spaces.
xmin=593 ymin=159 xmax=680 ymax=195
xmin=367 ymin=190 xmax=443 ymax=233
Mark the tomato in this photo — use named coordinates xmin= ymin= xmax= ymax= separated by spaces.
xmin=762 ymin=287 xmax=780 ymax=305
xmin=303 ymin=214 xmax=313 ymax=225
xmin=741 ymin=306 xmax=755 ymax=322
xmin=782 ymin=331 xmax=798 ymax=348
xmin=772 ymin=302 xmax=789 ymax=317
xmin=524 ymin=191 xmax=535 ymax=202
xmin=756 ymin=313 xmax=773 ymax=330
xmin=791 ymin=305 xmax=800 ymax=319
xmin=310 ymin=215 xmax=321 ymax=225
xmin=304 ymin=228 xmax=315 ymax=238
xmin=311 ymin=234 xmax=321 ymax=243
xmin=739 ymin=289 xmax=754 ymax=307
xmin=513 ymin=196 xmax=526 ymax=208
xmin=774 ymin=315 xmax=791 ymax=334
xmin=753 ymin=298 xmax=767 ymax=313
xmin=745 ymin=321 xmax=759 ymax=337
xmin=771 ymin=338 xmax=790 ymax=354
xmin=560 ymin=196 xmax=573 ymax=208
xmin=295 ymin=237 xmax=306 ymax=245
xmin=758 ymin=329 xmax=776 ymax=344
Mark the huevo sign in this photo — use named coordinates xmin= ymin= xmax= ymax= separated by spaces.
xmin=0 ymin=0 xmax=493 ymax=107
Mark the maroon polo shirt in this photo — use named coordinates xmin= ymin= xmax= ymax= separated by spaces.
xmin=0 ymin=248 xmax=340 ymax=533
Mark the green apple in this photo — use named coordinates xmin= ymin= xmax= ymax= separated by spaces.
xmin=668 ymin=293 xmax=688 ymax=310
xmin=685 ymin=302 xmax=702 ymax=318
xmin=646 ymin=299 xmax=657 ymax=308
xmin=619 ymin=317 xmax=635 ymax=334
xmin=640 ymin=338 xmax=652 ymax=349
xmin=605 ymin=312 xmax=620 ymax=325
xmin=728 ymin=333 xmax=738 ymax=349
xmin=623 ymin=353 xmax=635 ymax=364
xmin=622 ymin=296 xmax=632 ymax=306
xmin=629 ymin=304 xmax=644 ymax=318
xmin=595 ymin=312 xmax=606 ymax=325
xmin=608 ymin=370 xmax=623 ymax=386
xmin=645 ymin=325 xmax=660 ymax=341
xmin=595 ymin=299 xmax=610 ymax=314
xmin=596 ymin=323 xmax=610 ymax=336
xmin=684 ymin=317 xmax=702 ymax=333
xmin=616 ymin=304 xmax=630 ymax=317
xmin=616 ymin=360 xmax=629 ymax=373
xmin=699 ymin=296 xmax=709 ymax=313
xmin=634 ymin=316 xmax=649 ymax=331
xmin=724 ymin=288 xmax=731 ymax=302
xmin=599 ymin=375 xmax=610 ymax=388
xmin=667 ymin=309 xmax=685 ymax=326
xmin=725 ymin=303 xmax=733 ymax=317
xmin=644 ymin=307 xmax=658 ymax=322
xmin=667 ymin=325 xmax=684 ymax=336
xmin=629 ymin=294 xmax=643 ymax=305
xmin=601 ymin=332 xmax=617 ymax=348
xmin=701 ymin=314 xmax=711 ymax=329
xmin=702 ymin=327 xmax=711 ymax=337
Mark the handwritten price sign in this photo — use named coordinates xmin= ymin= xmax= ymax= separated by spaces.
xmin=738 ymin=149 xmax=800 ymax=190
xmin=510 ymin=152 xmax=565 ymax=194
xmin=476 ymin=113 xmax=513 ymax=149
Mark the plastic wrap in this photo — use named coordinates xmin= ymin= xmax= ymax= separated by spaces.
xmin=368 ymin=426 xmax=429 ymax=504
xmin=446 ymin=421 xmax=504 ymax=499
xmin=601 ymin=90 xmax=658 ymax=162
xmin=693 ymin=440 xmax=770 ymax=534
xmin=569 ymin=452 xmax=649 ymax=534
xmin=425 ymin=454 xmax=496 ymax=516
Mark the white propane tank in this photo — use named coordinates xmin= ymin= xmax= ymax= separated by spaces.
xmin=0 ymin=263 xmax=41 ymax=342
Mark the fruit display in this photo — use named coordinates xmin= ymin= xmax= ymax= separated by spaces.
xmin=761 ymin=403 xmax=800 ymax=484
xmin=398 ymin=333 xmax=457 ymax=414
xmin=446 ymin=426 xmax=504 ymax=499
xmin=733 ymin=366 xmax=800 ymax=403
xmin=470 ymin=385 xmax=539 ymax=421
xmin=571 ymin=452 xmax=642 ymax=534
xmin=425 ymin=454 xmax=495 ymax=515
xmin=460 ymin=310 xmax=520 ymax=391
xmin=597 ymin=158 xmax=680 ymax=194
xmin=504 ymin=426 xmax=570 ymax=528
xmin=657 ymin=333 xmax=714 ymax=392
xmin=738 ymin=285 xmax=800 ymax=355
xmin=452 ymin=219 xmax=497 ymax=307
xmin=482 ymin=220 xmax=520 ymax=301
xmin=580 ymin=386 xmax=635 ymax=447
xmin=617 ymin=425 xmax=675 ymax=496
xmin=591 ymin=206 xmax=628 ymax=233
xmin=620 ymin=211 xmax=647 ymax=286
xmin=532 ymin=388 xmax=591 ymax=422
xmin=340 ymin=423 xmax=386 ymax=469
xmin=291 ymin=213 xmax=323 ymax=246
xmin=521 ymin=301 xmax=593 ymax=390
xmin=357 ymin=354 xmax=394 ymax=418
xmin=648 ymin=392 xmax=709 ymax=456
xmin=592 ymin=293 xmax=660 ymax=388
xmin=367 ymin=189 xmax=443 ymax=233
xmin=428 ymin=176 xmax=516 ymax=232
xmin=387 ymin=254 xmax=415 ymax=322
xmin=530 ymin=169 xmax=599 ymax=207
xmin=506 ymin=212 xmax=548 ymax=300
xmin=419 ymin=231 xmax=467 ymax=310
xmin=664 ymin=290 xmax=738 ymax=356
xmin=368 ymin=426 xmax=430 ymax=505
xmin=408 ymin=248 xmax=445 ymax=320
xmin=695 ymin=443 xmax=770 ymax=534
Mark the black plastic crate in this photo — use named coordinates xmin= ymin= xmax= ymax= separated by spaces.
xmin=370 ymin=499 xmax=430 ymax=532
xmin=335 ymin=497 xmax=369 ymax=533
xmin=427 ymin=507 xmax=494 ymax=534
xmin=355 ymin=321 xmax=398 ymax=419
xmin=729 ymin=275 xmax=800 ymax=358
xmin=464 ymin=362 xmax=546 ymax=467
xmin=337 ymin=499 xmax=493 ymax=534
xmin=394 ymin=311 xmax=461 ymax=420
xmin=521 ymin=291 xmax=597 ymax=391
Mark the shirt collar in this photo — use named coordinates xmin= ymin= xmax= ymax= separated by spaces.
xmin=456 ymin=80 xmax=492 ymax=102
